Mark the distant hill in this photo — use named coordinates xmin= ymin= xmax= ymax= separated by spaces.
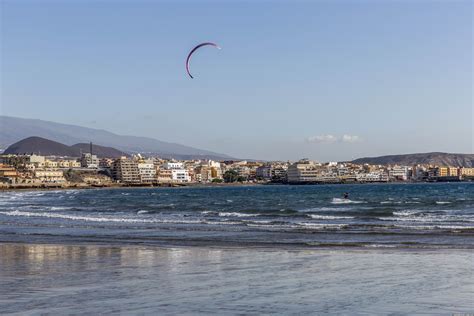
xmin=0 ymin=116 xmax=233 ymax=160
xmin=352 ymin=152 xmax=474 ymax=167
xmin=4 ymin=136 xmax=128 ymax=158
xmin=70 ymin=143 xmax=128 ymax=158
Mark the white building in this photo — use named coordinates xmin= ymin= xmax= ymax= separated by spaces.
xmin=137 ymin=161 xmax=156 ymax=183
xmin=388 ymin=166 xmax=409 ymax=181
xmin=34 ymin=170 xmax=66 ymax=183
xmin=356 ymin=172 xmax=389 ymax=182
xmin=171 ymin=169 xmax=191 ymax=182
xmin=162 ymin=162 xmax=184 ymax=170
xmin=287 ymin=160 xmax=320 ymax=183
xmin=160 ymin=162 xmax=190 ymax=182
xmin=27 ymin=154 xmax=45 ymax=167
xmin=81 ymin=153 xmax=99 ymax=168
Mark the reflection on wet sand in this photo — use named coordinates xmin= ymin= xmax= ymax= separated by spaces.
xmin=1 ymin=243 xmax=473 ymax=315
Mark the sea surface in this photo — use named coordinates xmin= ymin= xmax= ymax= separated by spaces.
xmin=1 ymin=183 xmax=473 ymax=314
xmin=0 ymin=183 xmax=473 ymax=248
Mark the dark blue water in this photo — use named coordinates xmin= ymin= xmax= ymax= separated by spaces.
xmin=1 ymin=183 xmax=473 ymax=248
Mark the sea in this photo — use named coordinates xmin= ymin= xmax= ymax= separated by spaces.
xmin=0 ymin=183 xmax=472 ymax=249
xmin=0 ymin=183 xmax=473 ymax=314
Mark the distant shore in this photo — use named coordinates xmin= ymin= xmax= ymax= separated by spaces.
xmin=0 ymin=181 xmax=263 ymax=191
xmin=2 ymin=180 xmax=472 ymax=191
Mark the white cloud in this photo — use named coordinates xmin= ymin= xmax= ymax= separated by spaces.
xmin=341 ymin=134 xmax=361 ymax=143
xmin=306 ymin=134 xmax=362 ymax=144
xmin=306 ymin=134 xmax=339 ymax=144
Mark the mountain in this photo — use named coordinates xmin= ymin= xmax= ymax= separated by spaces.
xmin=4 ymin=136 xmax=128 ymax=158
xmin=0 ymin=116 xmax=232 ymax=160
xmin=70 ymin=143 xmax=128 ymax=158
xmin=352 ymin=152 xmax=474 ymax=167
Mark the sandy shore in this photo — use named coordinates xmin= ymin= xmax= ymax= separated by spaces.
xmin=1 ymin=242 xmax=472 ymax=314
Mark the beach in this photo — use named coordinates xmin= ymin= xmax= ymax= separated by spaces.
xmin=1 ymin=183 xmax=473 ymax=314
xmin=1 ymin=243 xmax=473 ymax=315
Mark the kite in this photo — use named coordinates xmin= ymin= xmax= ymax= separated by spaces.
xmin=186 ymin=42 xmax=221 ymax=79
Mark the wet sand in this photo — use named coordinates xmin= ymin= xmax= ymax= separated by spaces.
xmin=0 ymin=243 xmax=472 ymax=315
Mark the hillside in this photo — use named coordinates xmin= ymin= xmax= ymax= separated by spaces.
xmin=70 ymin=143 xmax=128 ymax=158
xmin=352 ymin=152 xmax=474 ymax=167
xmin=0 ymin=116 xmax=233 ymax=160
xmin=4 ymin=137 xmax=128 ymax=158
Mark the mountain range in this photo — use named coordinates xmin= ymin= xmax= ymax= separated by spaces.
xmin=352 ymin=152 xmax=474 ymax=167
xmin=0 ymin=116 xmax=232 ymax=160
xmin=4 ymin=136 xmax=128 ymax=158
xmin=1 ymin=116 xmax=472 ymax=166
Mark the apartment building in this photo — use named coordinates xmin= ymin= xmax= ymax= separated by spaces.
xmin=111 ymin=157 xmax=140 ymax=184
xmin=34 ymin=170 xmax=66 ymax=183
xmin=287 ymin=160 xmax=320 ymax=183
xmin=389 ymin=166 xmax=409 ymax=181
xmin=137 ymin=160 xmax=157 ymax=183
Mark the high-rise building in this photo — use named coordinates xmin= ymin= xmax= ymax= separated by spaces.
xmin=111 ymin=157 xmax=140 ymax=184
xmin=137 ymin=160 xmax=156 ymax=183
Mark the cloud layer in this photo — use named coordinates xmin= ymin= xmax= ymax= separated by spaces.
xmin=306 ymin=134 xmax=362 ymax=144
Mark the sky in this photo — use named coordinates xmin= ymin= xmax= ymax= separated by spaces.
xmin=1 ymin=0 xmax=472 ymax=161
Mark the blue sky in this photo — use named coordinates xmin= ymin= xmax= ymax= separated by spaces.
xmin=1 ymin=0 xmax=472 ymax=161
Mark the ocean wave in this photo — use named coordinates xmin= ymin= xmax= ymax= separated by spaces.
xmin=50 ymin=206 xmax=73 ymax=211
xmin=393 ymin=224 xmax=474 ymax=231
xmin=308 ymin=214 xmax=354 ymax=220
xmin=436 ymin=201 xmax=451 ymax=205
xmin=331 ymin=198 xmax=365 ymax=204
xmin=393 ymin=210 xmax=420 ymax=216
xmin=0 ymin=210 xmax=202 ymax=225
xmin=218 ymin=212 xmax=258 ymax=218
xmin=380 ymin=201 xmax=402 ymax=204
xmin=299 ymin=207 xmax=354 ymax=213
xmin=297 ymin=222 xmax=348 ymax=229
xmin=379 ymin=215 xmax=474 ymax=223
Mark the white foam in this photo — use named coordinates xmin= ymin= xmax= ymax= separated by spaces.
xmin=393 ymin=210 xmax=420 ymax=216
xmin=436 ymin=201 xmax=451 ymax=205
xmin=299 ymin=207 xmax=353 ymax=213
xmin=380 ymin=215 xmax=474 ymax=223
xmin=137 ymin=210 xmax=149 ymax=215
xmin=298 ymin=222 xmax=348 ymax=229
xmin=50 ymin=206 xmax=73 ymax=211
xmin=331 ymin=198 xmax=365 ymax=204
xmin=0 ymin=210 xmax=202 ymax=225
xmin=218 ymin=212 xmax=257 ymax=218
xmin=393 ymin=224 xmax=474 ymax=230
xmin=309 ymin=215 xmax=354 ymax=220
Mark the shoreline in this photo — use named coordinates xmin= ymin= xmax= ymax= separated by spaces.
xmin=0 ymin=181 xmax=263 ymax=191
xmin=1 ymin=240 xmax=472 ymax=253
xmin=1 ymin=180 xmax=471 ymax=192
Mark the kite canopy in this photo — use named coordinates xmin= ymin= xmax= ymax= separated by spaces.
xmin=186 ymin=42 xmax=221 ymax=79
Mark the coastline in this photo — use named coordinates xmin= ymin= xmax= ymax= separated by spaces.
xmin=2 ymin=180 xmax=471 ymax=192
xmin=0 ymin=181 xmax=263 ymax=191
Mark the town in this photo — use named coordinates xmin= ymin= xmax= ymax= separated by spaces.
xmin=0 ymin=144 xmax=473 ymax=189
